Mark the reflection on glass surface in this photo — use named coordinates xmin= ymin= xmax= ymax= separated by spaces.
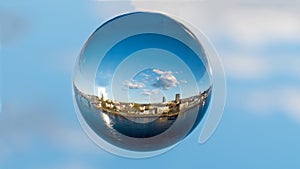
xmin=73 ymin=12 xmax=212 ymax=154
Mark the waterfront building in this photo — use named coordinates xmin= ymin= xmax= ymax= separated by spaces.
xmin=175 ymin=94 xmax=180 ymax=103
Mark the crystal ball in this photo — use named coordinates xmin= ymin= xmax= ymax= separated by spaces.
xmin=73 ymin=12 xmax=212 ymax=156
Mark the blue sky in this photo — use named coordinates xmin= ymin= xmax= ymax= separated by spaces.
xmin=91 ymin=29 xmax=211 ymax=102
xmin=77 ymin=12 xmax=211 ymax=103
xmin=125 ymin=68 xmax=182 ymax=103
xmin=1 ymin=0 xmax=300 ymax=169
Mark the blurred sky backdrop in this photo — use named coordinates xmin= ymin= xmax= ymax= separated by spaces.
xmin=1 ymin=0 xmax=300 ymax=168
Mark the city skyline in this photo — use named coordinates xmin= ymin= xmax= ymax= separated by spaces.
xmin=72 ymin=11 xmax=214 ymax=155
xmin=75 ymin=83 xmax=211 ymax=120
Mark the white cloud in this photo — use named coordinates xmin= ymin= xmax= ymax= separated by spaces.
xmin=152 ymin=69 xmax=178 ymax=90
xmin=241 ymin=86 xmax=300 ymax=123
xmin=223 ymin=52 xmax=300 ymax=81
xmin=152 ymin=68 xmax=165 ymax=75
xmin=131 ymin=1 xmax=300 ymax=123
xmin=216 ymin=5 xmax=300 ymax=45
xmin=131 ymin=1 xmax=300 ymax=45
xmin=90 ymin=0 xmax=135 ymax=23
xmin=141 ymin=89 xmax=163 ymax=96
xmin=223 ymin=54 xmax=270 ymax=80
xmin=141 ymin=72 xmax=150 ymax=77
xmin=141 ymin=91 xmax=151 ymax=96
xmin=180 ymin=80 xmax=187 ymax=84
xmin=280 ymin=88 xmax=300 ymax=122
xmin=124 ymin=80 xmax=145 ymax=89
xmin=151 ymin=89 xmax=160 ymax=94
xmin=132 ymin=1 xmax=300 ymax=81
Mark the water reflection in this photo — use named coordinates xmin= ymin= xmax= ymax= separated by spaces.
xmin=74 ymin=84 xmax=211 ymax=150
xmin=101 ymin=112 xmax=112 ymax=129
xmin=72 ymin=12 xmax=214 ymax=153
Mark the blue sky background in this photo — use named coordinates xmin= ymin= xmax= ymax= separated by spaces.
xmin=94 ymin=32 xmax=210 ymax=102
xmin=1 ymin=0 xmax=300 ymax=168
xmin=79 ymin=11 xmax=211 ymax=103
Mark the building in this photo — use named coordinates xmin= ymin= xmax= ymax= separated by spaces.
xmin=175 ymin=94 xmax=180 ymax=103
xmin=162 ymin=96 xmax=166 ymax=102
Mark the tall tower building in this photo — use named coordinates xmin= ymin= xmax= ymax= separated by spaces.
xmin=162 ymin=96 xmax=166 ymax=102
xmin=175 ymin=94 xmax=180 ymax=103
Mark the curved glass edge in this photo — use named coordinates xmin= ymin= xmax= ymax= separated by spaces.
xmin=164 ymin=13 xmax=226 ymax=144
xmin=72 ymin=11 xmax=225 ymax=158
xmin=72 ymin=12 xmax=202 ymax=158
xmin=198 ymin=43 xmax=226 ymax=144
xmin=71 ymin=83 xmax=178 ymax=158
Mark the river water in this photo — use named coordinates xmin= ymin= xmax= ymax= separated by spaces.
xmin=75 ymin=92 xmax=209 ymax=151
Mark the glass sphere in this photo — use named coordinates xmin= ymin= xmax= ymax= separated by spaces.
xmin=73 ymin=12 xmax=212 ymax=156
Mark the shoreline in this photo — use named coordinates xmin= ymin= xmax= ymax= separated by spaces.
xmin=92 ymin=102 xmax=200 ymax=118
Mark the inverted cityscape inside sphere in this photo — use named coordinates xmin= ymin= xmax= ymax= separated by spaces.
xmin=73 ymin=12 xmax=212 ymax=152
